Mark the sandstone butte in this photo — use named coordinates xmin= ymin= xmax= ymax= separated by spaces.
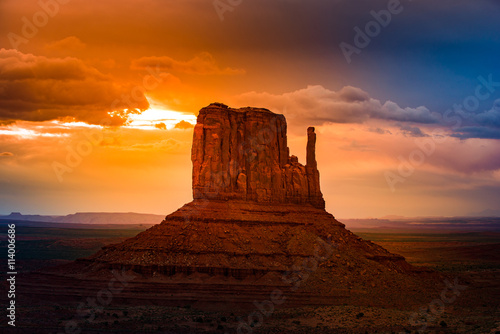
xmin=31 ymin=103 xmax=442 ymax=310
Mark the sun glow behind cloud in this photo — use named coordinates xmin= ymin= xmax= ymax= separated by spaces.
xmin=50 ymin=120 xmax=102 ymax=129
xmin=124 ymin=99 xmax=196 ymax=130
xmin=0 ymin=98 xmax=195 ymax=142
xmin=0 ymin=120 xmax=103 ymax=140
xmin=0 ymin=126 xmax=70 ymax=139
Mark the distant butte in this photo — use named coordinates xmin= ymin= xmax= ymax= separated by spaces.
xmin=28 ymin=103 xmax=442 ymax=310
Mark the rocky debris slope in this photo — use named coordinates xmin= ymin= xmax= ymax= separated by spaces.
xmin=81 ymin=200 xmax=414 ymax=276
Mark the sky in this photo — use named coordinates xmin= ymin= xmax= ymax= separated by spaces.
xmin=0 ymin=0 xmax=499 ymax=218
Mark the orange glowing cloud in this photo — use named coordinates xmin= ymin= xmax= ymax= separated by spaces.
xmin=0 ymin=49 xmax=148 ymax=125
xmin=131 ymin=52 xmax=245 ymax=76
xmin=44 ymin=36 xmax=86 ymax=54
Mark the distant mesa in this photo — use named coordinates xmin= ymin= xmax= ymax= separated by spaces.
xmin=0 ymin=212 xmax=163 ymax=225
xmin=467 ymin=208 xmax=500 ymax=217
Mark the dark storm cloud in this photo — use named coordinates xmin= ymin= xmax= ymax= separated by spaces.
xmin=0 ymin=49 xmax=149 ymax=125
xmin=472 ymin=100 xmax=500 ymax=128
xmin=209 ymin=0 xmax=500 ymax=128
xmin=131 ymin=53 xmax=244 ymax=75
xmin=367 ymin=127 xmax=392 ymax=135
xmin=398 ymin=124 xmax=428 ymax=137
xmin=452 ymin=127 xmax=500 ymax=140
xmin=2 ymin=0 xmax=499 ymax=138
xmin=204 ymin=0 xmax=500 ymax=54
xmin=449 ymin=99 xmax=500 ymax=139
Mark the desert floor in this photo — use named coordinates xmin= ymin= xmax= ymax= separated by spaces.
xmin=1 ymin=224 xmax=499 ymax=333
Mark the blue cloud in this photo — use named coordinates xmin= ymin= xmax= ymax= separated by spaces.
xmin=452 ymin=126 xmax=500 ymax=140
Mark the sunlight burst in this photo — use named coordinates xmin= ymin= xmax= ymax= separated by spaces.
xmin=124 ymin=100 xmax=196 ymax=130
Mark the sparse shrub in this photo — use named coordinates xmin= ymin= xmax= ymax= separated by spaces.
xmin=440 ymin=320 xmax=447 ymax=327
xmin=356 ymin=312 xmax=364 ymax=319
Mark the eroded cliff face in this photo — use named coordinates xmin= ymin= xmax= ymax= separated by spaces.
xmin=191 ymin=103 xmax=325 ymax=209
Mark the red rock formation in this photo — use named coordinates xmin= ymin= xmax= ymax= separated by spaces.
xmin=68 ymin=103 xmax=431 ymax=286
xmin=28 ymin=103 xmax=441 ymax=312
xmin=192 ymin=103 xmax=325 ymax=209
